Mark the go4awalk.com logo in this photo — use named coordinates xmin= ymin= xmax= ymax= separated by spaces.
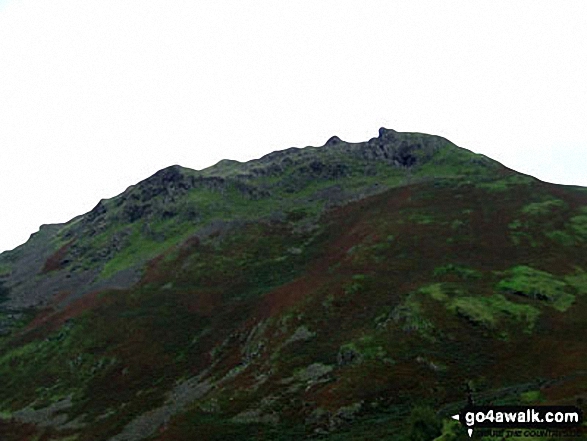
xmin=452 ymin=405 xmax=583 ymax=438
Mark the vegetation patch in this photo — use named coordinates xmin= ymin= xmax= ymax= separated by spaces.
xmin=403 ymin=405 xmax=443 ymax=441
xmin=520 ymin=198 xmax=566 ymax=216
xmin=0 ymin=263 xmax=11 ymax=278
xmin=410 ymin=213 xmax=435 ymax=225
xmin=497 ymin=266 xmax=575 ymax=312
xmin=416 ymin=143 xmax=498 ymax=179
xmin=0 ymin=320 xmax=120 ymax=413
xmin=293 ymin=363 xmax=333 ymax=383
xmin=448 ymin=294 xmax=539 ymax=332
xmin=545 ymin=230 xmax=575 ymax=246
xmin=407 ymin=282 xmax=541 ymax=337
xmin=346 ymin=236 xmax=395 ymax=264
xmin=450 ymin=219 xmax=466 ymax=230
xmin=519 ymin=390 xmax=544 ymax=404
xmin=569 ymin=210 xmax=587 ymax=241
xmin=338 ymin=335 xmax=390 ymax=366
xmin=419 ymin=283 xmax=448 ymax=301
xmin=433 ymin=417 xmax=465 ymax=440
xmin=342 ymin=274 xmax=368 ymax=296
xmin=42 ymin=241 xmax=74 ymax=273
xmin=390 ymin=293 xmax=436 ymax=340
xmin=433 ymin=264 xmax=482 ymax=280
xmin=508 ymin=220 xmax=539 ymax=247
xmin=0 ymin=281 xmax=9 ymax=304
xmin=542 ymin=207 xmax=587 ymax=246
xmin=476 ymin=174 xmax=535 ymax=192
xmin=564 ymin=270 xmax=587 ymax=295
xmin=285 ymin=325 xmax=315 ymax=345
xmin=4 ymin=136 xmax=587 ymax=439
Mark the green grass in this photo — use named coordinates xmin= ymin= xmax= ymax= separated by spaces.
xmin=508 ymin=219 xmax=542 ymax=247
xmin=339 ymin=336 xmax=389 ymax=363
xmin=508 ymin=219 xmax=523 ymax=229
xmin=569 ymin=213 xmax=587 ymax=241
xmin=545 ymin=229 xmax=575 ymax=246
xmin=89 ymin=160 xmax=407 ymax=279
xmin=433 ymin=264 xmax=481 ymax=280
xmin=510 ymin=231 xmax=539 ymax=247
xmin=541 ymin=206 xmax=587 ymax=246
xmin=450 ymin=219 xmax=466 ymax=230
xmin=564 ymin=270 xmax=587 ymax=295
xmin=410 ymin=214 xmax=435 ymax=224
xmin=200 ymin=159 xmax=245 ymax=178
xmin=448 ymin=294 xmax=540 ymax=332
xmin=0 ymin=319 xmax=120 ymax=412
xmin=100 ymin=222 xmax=193 ymax=279
xmin=415 ymin=142 xmax=498 ymax=179
xmin=497 ymin=266 xmax=575 ymax=312
xmin=520 ymin=198 xmax=566 ymax=216
xmin=399 ymin=268 xmax=548 ymax=339
xmin=519 ymin=389 xmax=543 ymax=404
xmin=346 ymin=235 xmax=396 ymax=265
xmin=476 ymin=174 xmax=535 ymax=192
xmin=391 ymin=293 xmax=436 ymax=340
xmin=0 ymin=263 xmax=11 ymax=277
xmin=342 ymin=274 xmax=369 ymax=296
xmin=420 ymin=283 xmax=448 ymax=301
xmin=432 ymin=418 xmax=465 ymax=441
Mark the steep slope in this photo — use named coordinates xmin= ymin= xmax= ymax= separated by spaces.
xmin=0 ymin=128 xmax=500 ymax=312
xmin=1 ymin=128 xmax=586 ymax=440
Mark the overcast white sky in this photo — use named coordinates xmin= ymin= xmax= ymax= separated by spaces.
xmin=1 ymin=0 xmax=586 ymax=253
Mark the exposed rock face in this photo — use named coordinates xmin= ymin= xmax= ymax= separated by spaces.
xmin=296 ymin=160 xmax=351 ymax=180
xmin=142 ymin=165 xmax=192 ymax=195
xmin=357 ymin=127 xmax=442 ymax=167
xmin=11 ymin=395 xmax=84 ymax=429
xmin=257 ymin=147 xmax=304 ymax=164
xmin=232 ymin=127 xmax=450 ymax=183
xmin=108 ymin=375 xmax=214 ymax=441
xmin=41 ymin=241 xmax=73 ymax=273
xmin=337 ymin=346 xmax=363 ymax=366
xmin=109 ymin=167 xmax=270 ymax=224
xmin=285 ymin=325 xmax=316 ymax=345
xmin=87 ymin=200 xmax=107 ymax=222
xmin=325 ymin=135 xmax=342 ymax=146
xmin=114 ymin=166 xmax=194 ymax=223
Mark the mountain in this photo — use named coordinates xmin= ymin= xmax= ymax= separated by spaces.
xmin=1 ymin=128 xmax=586 ymax=440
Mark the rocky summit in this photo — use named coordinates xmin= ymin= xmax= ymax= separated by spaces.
xmin=1 ymin=128 xmax=586 ymax=440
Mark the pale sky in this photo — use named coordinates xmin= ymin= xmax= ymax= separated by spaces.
xmin=1 ymin=0 xmax=586 ymax=253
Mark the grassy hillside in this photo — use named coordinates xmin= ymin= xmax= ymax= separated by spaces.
xmin=0 ymin=129 xmax=585 ymax=440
